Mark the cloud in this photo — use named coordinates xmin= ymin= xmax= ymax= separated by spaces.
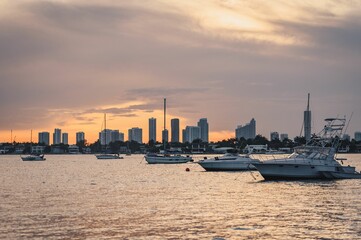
xmin=0 ymin=0 xmax=360 ymax=142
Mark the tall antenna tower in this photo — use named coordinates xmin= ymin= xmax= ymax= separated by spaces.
xmin=304 ymin=93 xmax=312 ymax=141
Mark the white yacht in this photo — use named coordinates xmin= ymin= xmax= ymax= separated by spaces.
xmin=96 ymin=153 xmax=123 ymax=160
xmin=145 ymin=153 xmax=192 ymax=164
xmin=21 ymin=154 xmax=46 ymax=161
xmin=198 ymin=152 xmax=260 ymax=171
xmin=253 ymin=118 xmax=361 ymax=180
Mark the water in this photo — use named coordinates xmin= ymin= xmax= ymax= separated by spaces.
xmin=1 ymin=154 xmax=361 ymax=239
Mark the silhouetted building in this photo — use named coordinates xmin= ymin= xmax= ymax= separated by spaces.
xmin=235 ymin=118 xmax=256 ymax=140
xmin=355 ymin=132 xmax=361 ymax=142
xmin=304 ymin=93 xmax=312 ymax=142
xmin=128 ymin=127 xmax=142 ymax=144
xmin=62 ymin=133 xmax=68 ymax=145
xmin=270 ymin=132 xmax=279 ymax=141
xmin=162 ymin=129 xmax=169 ymax=143
xmin=76 ymin=132 xmax=85 ymax=144
xmin=38 ymin=132 xmax=50 ymax=145
xmin=53 ymin=128 xmax=61 ymax=145
xmin=280 ymin=133 xmax=289 ymax=141
xmin=197 ymin=118 xmax=209 ymax=142
xmin=149 ymin=118 xmax=156 ymax=142
xmin=99 ymin=129 xmax=112 ymax=145
xmin=183 ymin=126 xmax=201 ymax=143
xmin=171 ymin=118 xmax=180 ymax=143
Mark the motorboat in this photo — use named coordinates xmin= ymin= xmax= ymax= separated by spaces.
xmin=253 ymin=117 xmax=361 ymax=180
xmin=198 ymin=152 xmax=260 ymax=171
xmin=145 ymin=153 xmax=193 ymax=164
xmin=96 ymin=154 xmax=123 ymax=160
xmin=21 ymin=154 xmax=46 ymax=161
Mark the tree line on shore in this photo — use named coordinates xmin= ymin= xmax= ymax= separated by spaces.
xmin=1 ymin=134 xmax=360 ymax=154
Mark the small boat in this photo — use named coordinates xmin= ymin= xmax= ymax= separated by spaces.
xmin=198 ymin=152 xmax=260 ymax=171
xmin=21 ymin=154 xmax=46 ymax=161
xmin=253 ymin=117 xmax=361 ymax=180
xmin=96 ymin=153 xmax=123 ymax=160
xmin=145 ymin=153 xmax=192 ymax=164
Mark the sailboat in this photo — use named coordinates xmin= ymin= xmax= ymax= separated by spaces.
xmin=21 ymin=130 xmax=46 ymax=161
xmin=144 ymin=98 xmax=193 ymax=164
xmin=96 ymin=114 xmax=123 ymax=160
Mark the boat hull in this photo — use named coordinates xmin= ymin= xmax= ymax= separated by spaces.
xmin=96 ymin=154 xmax=123 ymax=159
xmin=198 ymin=160 xmax=257 ymax=171
xmin=253 ymin=163 xmax=325 ymax=180
xmin=21 ymin=155 xmax=46 ymax=161
xmin=145 ymin=155 xmax=192 ymax=164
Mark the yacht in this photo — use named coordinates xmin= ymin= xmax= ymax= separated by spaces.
xmin=96 ymin=153 xmax=123 ymax=160
xmin=145 ymin=153 xmax=192 ymax=164
xmin=198 ymin=152 xmax=260 ymax=171
xmin=253 ymin=118 xmax=361 ymax=180
xmin=21 ymin=154 xmax=46 ymax=161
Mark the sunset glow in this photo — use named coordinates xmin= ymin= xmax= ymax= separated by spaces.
xmin=0 ymin=0 xmax=360 ymax=144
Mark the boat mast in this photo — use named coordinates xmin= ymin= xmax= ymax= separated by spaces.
xmin=163 ymin=98 xmax=166 ymax=150
xmin=104 ymin=113 xmax=106 ymax=152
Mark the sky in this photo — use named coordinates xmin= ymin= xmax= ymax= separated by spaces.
xmin=0 ymin=0 xmax=361 ymax=144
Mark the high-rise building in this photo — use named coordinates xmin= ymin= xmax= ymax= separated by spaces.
xmin=149 ymin=118 xmax=157 ymax=142
xmin=62 ymin=133 xmax=68 ymax=144
xmin=99 ymin=129 xmax=112 ymax=145
xmin=304 ymin=93 xmax=312 ymax=142
xmin=197 ymin=118 xmax=209 ymax=142
xmin=76 ymin=132 xmax=85 ymax=144
xmin=342 ymin=134 xmax=350 ymax=141
xmin=38 ymin=132 xmax=50 ymax=145
xmin=162 ymin=129 xmax=169 ymax=143
xmin=270 ymin=132 xmax=280 ymax=141
xmin=235 ymin=118 xmax=256 ymax=140
xmin=53 ymin=128 xmax=61 ymax=145
xmin=128 ymin=127 xmax=142 ymax=144
xmin=280 ymin=133 xmax=289 ymax=141
xmin=111 ymin=130 xmax=121 ymax=142
xmin=355 ymin=132 xmax=361 ymax=142
xmin=119 ymin=132 xmax=124 ymax=142
xmin=171 ymin=118 xmax=180 ymax=143
xmin=183 ymin=126 xmax=201 ymax=143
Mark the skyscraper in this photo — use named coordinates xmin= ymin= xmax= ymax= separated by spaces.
xmin=183 ymin=126 xmax=201 ymax=143
xmin=99 ymin=129 xmax=112 ymax=145
xmin=128 ymin=127 xmax=142 ymax=143
xmin=304 ymin=93 xmax=312 ymax=142
xmin=38 ymin=132 xmax=50 ymax=145
xmin=149 ymin=118 xmax=157 ymax=142
xmin=62 ymin=133 xmax=68 ymax=144
xmin=235 ymin=118 xmax=256 ymax=140
xmin=162 ymin=129 xmax=169 ymax=143
xmin=270 ymin=132 xmax=280 ymax=141
xmin=76 ymin=132 xmax=85 ymax=144
xmin=53 ymin=128 xmax=61 ymax=145
xmin=197 ymin=118 xmax=209 ymax=142
xmin=355 ymin=132 xmax=361 ymax=142
xmin=171 ymin=118 xmax=180 ymax=143
xmin=280 ymin=133 xmax=289 ymax=141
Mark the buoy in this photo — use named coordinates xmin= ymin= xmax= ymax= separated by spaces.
xmin=185 ymin=168 xmax=190 ymax=172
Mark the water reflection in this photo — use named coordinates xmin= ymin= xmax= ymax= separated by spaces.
xmin=0 ymin=154 xmax=360 ymax=239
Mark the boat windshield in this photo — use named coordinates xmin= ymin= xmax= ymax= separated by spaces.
xmin=290 ymin=147 xmax=331 ymax=160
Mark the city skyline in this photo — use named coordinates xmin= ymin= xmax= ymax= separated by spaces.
xmin=0 ymin=1 xmax=360 ymax=143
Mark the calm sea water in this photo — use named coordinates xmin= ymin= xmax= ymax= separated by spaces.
xmin=1 ymin=154 xmax=361 ymax=239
